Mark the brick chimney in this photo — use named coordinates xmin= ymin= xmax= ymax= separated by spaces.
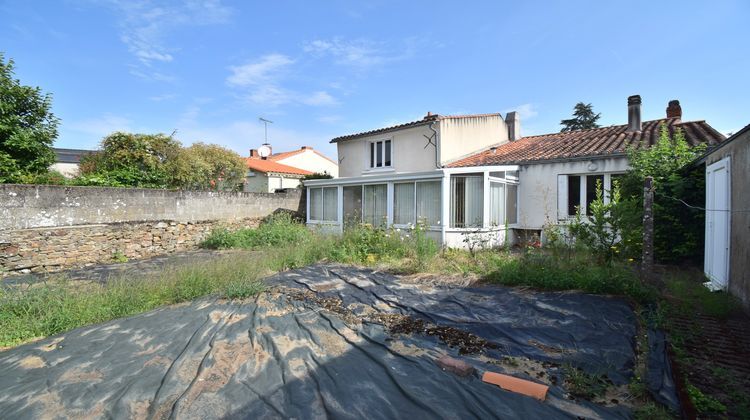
xmin=249 ymin=149 xmax=258 ymax=158
xmin=423 ymin=111 xmax=439 ymax=121
xmin=505 ymin=111 xmax=521 ymax=141
xmin=666 ymin=100 xmax=682 ymax=120
xmin=627 ymin=95 xmax=642 ymax=132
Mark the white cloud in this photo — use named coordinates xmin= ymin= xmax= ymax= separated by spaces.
xmin=303 ymin=38 xmax=387 ymax=68
xmin=227 ymin=54 xmax=337 ymax=107
xmin=102 ymin=0 xmax=232 ymax=76
xmin=227 ymin=54 xmax=294 ymax=87
xmin=504 ymin=103 xmax=538 ymax=120
xmin=300 ymin=91 xmax=338 ymax=106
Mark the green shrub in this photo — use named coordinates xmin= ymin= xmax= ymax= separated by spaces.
xmin=201 ymin=213 xmax=311 ymax=249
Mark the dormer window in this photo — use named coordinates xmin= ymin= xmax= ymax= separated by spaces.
xmin=369 ymin=139 xmax=392 ymax=168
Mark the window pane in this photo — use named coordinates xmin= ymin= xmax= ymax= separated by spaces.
xmin=310 ymin=188 xmax=322 ymax=221
xmin=322 ymin=187 xmax=338 ymax=221
xmin=505 ymin=170 xmax=519 ymax=181
xmin=490 ymin=182 xmax=505 ymax=226
xmin=416 ymin=181 xmax=441 ymax=226
xmin=384 ymin=140 xmax=392 ymax=166
xmin=586 ymin=175 xmax=604 ymax=216
xmin=450 ymin=176 xmax=483 ymax=228
xmin=363 ymin=184 xmax=387 ymax=227
xmin=394 ymin=183 xmax=415 ymax=225
xmin=343 ymin=186 xmax=362 ymax=225
xmin=506 ymin=184 xmax=518 ymax=224
xmin=568 ymin=175 xmax=581 ymax=216
xmin=376 ymin=141 xmax=383 ymax=167
xmin=370 ymin=143 xmax=374 ymax=168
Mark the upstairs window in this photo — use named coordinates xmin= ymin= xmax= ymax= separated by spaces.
xmin=369 ymin=140 xmax=392 ymax=168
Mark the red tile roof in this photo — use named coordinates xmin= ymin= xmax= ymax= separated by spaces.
xmin=330 ymin=113 xmax=502 ymax=143
xmin=447 ymin=118 xmax=726 ymax=167
xmin=245 ymin=158 xmax=313 ymax=176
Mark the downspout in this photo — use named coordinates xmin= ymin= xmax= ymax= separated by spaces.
xmin=428 ymin=121 xmax=441 ymax=169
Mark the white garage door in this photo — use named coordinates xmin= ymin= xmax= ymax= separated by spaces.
xmin=704 ymin=157 xmax=731 ymax=290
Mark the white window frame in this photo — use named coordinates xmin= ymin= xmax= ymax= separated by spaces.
xmin=557 ymin=172 xmax=626 ymax=220
xmin=366 ymin=138 xmax=393 ymax=170
xmin=307 ymin=186 xmax=339 ymax=223
xmin=391 ymin=180 xmax=443 ymax=230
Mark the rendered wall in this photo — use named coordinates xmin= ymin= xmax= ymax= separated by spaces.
xmin=276 ymin=150 xmax=339 ymax=177
xmin=0 ymin=185 xmax=305 ymax=274
xmin=0 ymin=184 xmax=303 ymax=231
xmin=336 ymin=124 xmax=439 ymax=177
xmin=517 ymin=157 xmax=630 ymax=230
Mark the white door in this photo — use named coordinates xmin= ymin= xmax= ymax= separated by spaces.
xmin=704 ymin=157 xmax=731 ymax=289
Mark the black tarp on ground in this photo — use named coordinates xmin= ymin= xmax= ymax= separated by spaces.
xmin=0 ymin=264 xmax=645 ymax=419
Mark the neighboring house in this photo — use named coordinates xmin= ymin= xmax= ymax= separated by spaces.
xmin=304 ymin=96 xmax=725 ymax=249
xmin=50 ymin=148 xmax=93 ymax=178
xmin=244 ymin=145 xmax=338 ymax=193
xmin=268 ymin=146 xmax=339 ymax=177
xmin=244 ymin=158 xmax=312 ymax=193
xmin=699 ymin=124 xmax=750 ymax=306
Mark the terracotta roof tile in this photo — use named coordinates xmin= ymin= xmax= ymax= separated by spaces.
xmin=447 ymin=118 xmax=726 ymax=167
xmin=245 ymin=158 xmax=312 ymax=176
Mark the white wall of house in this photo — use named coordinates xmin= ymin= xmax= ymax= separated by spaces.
xmin=50 ymin=162 xmax=80 ymax=178
xmin=276 ymin=149 xmax=339 ymax=177
xmin=517 ymin=156 xmax=630 ymax=230
xmin=337 ymin=124 xmax=439 ymax=177
xmin=244 ymin=172 xmax=302 ymax=193
xmin=439 ymin=115 xmax=510 ymax=164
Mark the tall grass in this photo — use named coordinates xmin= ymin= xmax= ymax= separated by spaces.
xmin=2 ymin=215 xmax=652 ymax=349
xmin=0 ymin=255 xmax=264 ymax=348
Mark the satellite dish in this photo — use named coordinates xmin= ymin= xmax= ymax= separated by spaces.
xmin=258 ymin=145 xmax=272 ymax=158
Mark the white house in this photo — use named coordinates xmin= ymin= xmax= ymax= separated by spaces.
xmin=50 ymin=148 xmax=93 ymax=178
xmin=268 ymin=146 xmax=339 ymax=177
xmin=304 ymin=97 xmax=725 ymax=248
xmin=244 ymin=146 xmax=338 ymax=193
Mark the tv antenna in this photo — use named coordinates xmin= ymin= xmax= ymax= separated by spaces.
xmin=258 ymin=117 xmax=274 ymax=158
xmin=259 ymin=117 xmax=273 ymax=145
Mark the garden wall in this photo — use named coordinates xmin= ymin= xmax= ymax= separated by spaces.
xmin=0 ymin=184 xmax=304 ymax=274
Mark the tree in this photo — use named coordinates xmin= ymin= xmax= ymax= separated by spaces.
xmin=560 ymin=102 xmax=601 ymax=132
xmin=619 ymin=124 xmax=707 ymax=263
xmin=0 ymin=54 xmax=59 ymax=183
xmin=77 ymin=132 xmax=181 ymax=188
xmin=170 ymin=143 xmax=246 ymax=190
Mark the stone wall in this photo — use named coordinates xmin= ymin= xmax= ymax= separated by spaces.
xmin=0 ymin=184 xmax=303 ymax=231
xmin=0 ymin=218 xmax=260 ymax=274
xmin=0 ymin=184 xmax=305 ymax=274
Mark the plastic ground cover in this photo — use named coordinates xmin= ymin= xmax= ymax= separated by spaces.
xmin=0 ymin=264 xmax=658 ymax=419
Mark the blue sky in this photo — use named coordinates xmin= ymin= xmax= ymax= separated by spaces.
xmin=2 ymin=0 xmax=748 ymax=159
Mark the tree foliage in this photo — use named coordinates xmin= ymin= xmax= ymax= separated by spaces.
xmin=0 ymin=54 xmax=59 ymax=183
xmin=77 ymin=132 xmax=181 ymax=188
xmin=76 ymin=132 xmax=246 ymax=190
xmin=619 ymin=124 xmax=707 ymax=263
xmin=560 ymin=102 xmax=601 ymax=132
xmin=170 ymin=142 xmax=246 ymax=190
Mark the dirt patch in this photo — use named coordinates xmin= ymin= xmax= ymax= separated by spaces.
xmin=19 ymin=355 xmax=46 ymax=369
xmin=129 ymin=400 xmax=151 ymax=419
xmin=36 ymin=337 xmax=64 ymax=352
xmin=59 ymin=367 xmax=104 ymax=384
xmin=383 ymin=314 xmax=499 ymax=355
xmin=389 ymin=340 xmax=429 ymax=357
xmin=399 ymin=272 xmax=479 ymax=288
